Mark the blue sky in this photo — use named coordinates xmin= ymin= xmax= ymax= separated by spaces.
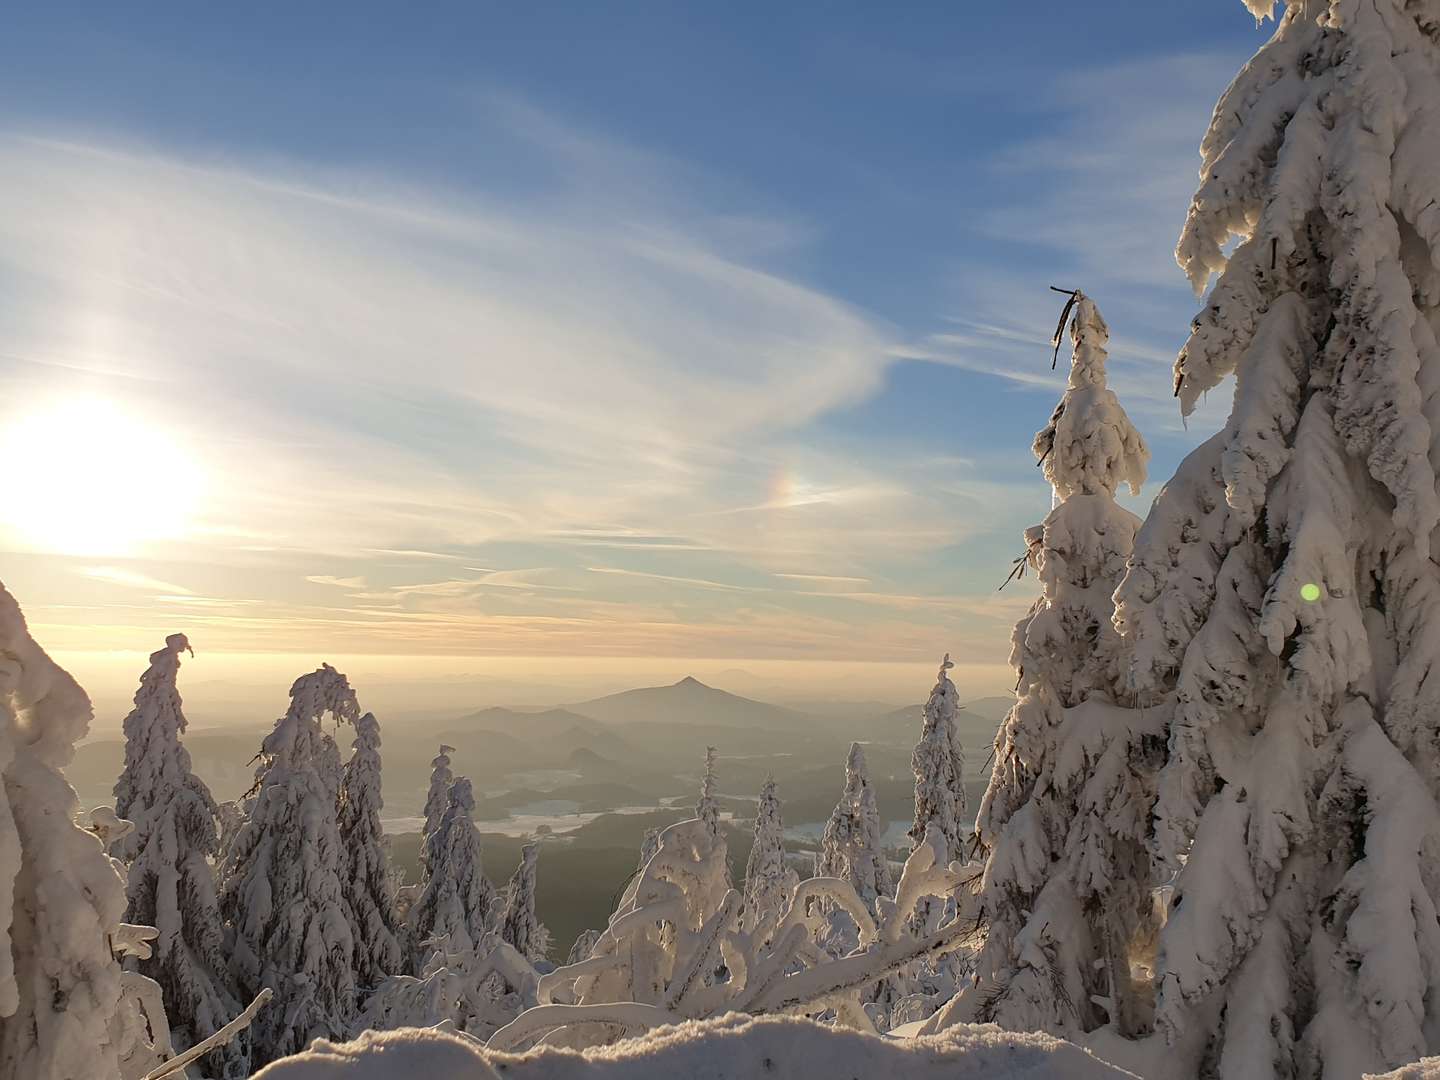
xmin=0 ymin=4 xmax=1273 ymax=701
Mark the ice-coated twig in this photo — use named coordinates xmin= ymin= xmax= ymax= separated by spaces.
xmin=139 ymin=988 xmax=272 ymax=1080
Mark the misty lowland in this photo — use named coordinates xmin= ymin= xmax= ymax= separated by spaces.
xmin=4 ymin=3 xmax=1440 ymax=1080
xmin=68 ymin=674 xmax=1011 ymax=962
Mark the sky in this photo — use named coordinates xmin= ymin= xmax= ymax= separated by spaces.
xmin=0 ymin=4 xmax=1276 ymax=719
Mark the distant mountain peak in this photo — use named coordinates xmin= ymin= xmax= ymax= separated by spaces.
xmin=570 ymin=675 xmax=803 ymax=729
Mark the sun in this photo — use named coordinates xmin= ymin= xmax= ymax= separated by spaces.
xmin=0 ymin=398 xmax=205 ymax=556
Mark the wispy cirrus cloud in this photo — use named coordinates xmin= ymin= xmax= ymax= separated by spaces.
xmin=0 ymin=98 xmax=1044 ymax=675
xmin=79 ymin=565 xmax=195 ymax=595
xmin=902 ymin=51 xmax=1241 ymax=439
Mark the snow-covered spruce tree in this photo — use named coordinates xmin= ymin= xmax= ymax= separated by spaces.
xmin=218 ymin=664 xmax=360 ymax=1064
xmin=111 ymin=634 xmax=245 ymax=1078
xmin=817 ymin=742 xmax=893 ymax=916
xmin=409 ymin=777 xmax=497 ymax=961
xmin=909 ymin=654 xmax=967 ymax=866
xmin=215 ymin=798 xmax=246 ymax=865
xmin=0 ymin=583 xmax=129 ymax=1079
xmin=1096 ymin=3 xmax=1440 ymax=1074
xmin=339 ymin=711 xmax=404 ymax=991
xmin=498 ymin=842 xmax=550 ymax=964
xmin=929 ymin=290 xmax=1158 ymax=1041
xmin=696 ymin=745 xmax=721 ymax=839
xmin=743 ymin=777 xmax=799 ymax=938
xmin=567 ymin=928 xmax=602 ymax=966
xmin=419 ymin=743 xmax=455 ymax=884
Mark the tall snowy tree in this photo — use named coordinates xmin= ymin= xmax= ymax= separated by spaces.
xmin=0 ymin=582 xmax=130 ymax=1079
xmin=1101 ymin=3 xmax=1440 ymax=1074
xmin=817 ymin=743 xmax=893 ymax=914
xmin=409 ymin=777 xmax=497 ymax=962
xmin=419 ymin=744 xmax=455 ymax=884
xmin=111 ymin=634 xmax=246 ymax=1078
xmin=218 ymin=663 xmax=360 ymax=1064
xmin=909 ymin=654 xmax=967 ymax=865
xmin=695 ymin=745 xmax=721 ymax=838
xmin=743 ymin=777 xmax=799 ymax=937
xmin=338 ymin=711 xmax=404 ymax=991
xmin=497 ymin=842 xmax=549 ymax=964
xmin=931 ymin=290 xmax=1157 ymax=1040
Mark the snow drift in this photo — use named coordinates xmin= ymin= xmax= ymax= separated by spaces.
xmin=250 ymin=1014 xmax=1138 ymax=1079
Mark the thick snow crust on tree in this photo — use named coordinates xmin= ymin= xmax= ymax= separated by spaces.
xmin=0 ymin=582 xmax=132 ymax=1080
xmin=1097 ymin=0 xmax=1440 ymax=1075
xmin=1024 ymin=293 xmax=1150 ymax=706
xmin=355 ymin=935 xmax=539 ymax=1042
xmin=935 ymin=291 xmax=1156 ymax=1043
xmin=499 ymin=842 xmax=550 ymax=964
xmin=410 ymin=777 xmax=499 ymax=960
xmin=218 ymin=664 xmax=361 ymax=1063
xmin=252 ymin=1013 xmax=1139 ymax=1080
xmin=420 ymin=744 xmax=456 ymax=883
xmin=111 ymin=634 xmax=245 ymax=1077
xmin=742 ymin=778 xmax=799 ymax=937
xmin=695 ymin=746 xmax=721 ymax=839
xmin=339 ymin=711 xmax=404 ymax=991
xmin=1033 ymin=295 xmax=1149 ymax=507
xmin=499 ymin=816 xmax=979 ymax=1053
xmin=909 ymin=654 xmax=967 ymax=865
xmin=817 ymin=743 xmax=894 ymax=915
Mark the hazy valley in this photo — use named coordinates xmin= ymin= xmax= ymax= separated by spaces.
xmin=71 ymin=675 xmax=1009 ymax=956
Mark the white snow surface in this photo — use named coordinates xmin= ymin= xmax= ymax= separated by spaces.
xmin=1369 ymin=1061 xmax=1440 ymax=1079
xmin=251 ymin=1014 xmax=1137 ymax=1080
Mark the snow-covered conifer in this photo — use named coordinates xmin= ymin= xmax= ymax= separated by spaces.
xmin=409 ymin=777 xmax=497 ymax=961
xmin=930 ymin=290 xmax=1157 ymax=1041
xmin=216 ymin=799 xmax=246 ymax=864
xmin=111 ymin=634 xmax=245 ymax=1078
xmin=420 ymin=744 xmax=455 ymax=883
xmin=637 ymin=825 xmax=661 ymax=871
xmin=817 ymin=743 xmax=893 ymax=914
xmin=695 ymin=746 xmax=720 ymax=839
xmin=566 ymin=929 xmax=601 ymax=967
xmin=743 ymin=777 xmax=798 ymax=936
xmin=0 ymin=582 xmax=130 ymax=1079
xmin=498 ymin=842 xmax=549 ymax=964
xmin=217 ymin=664 xmax=360 ymax=1064
xmin=908 ymin=655 xmax=967 ymax=865
xmin=339 ymin=711 xmax=404 ymax=991
xmin=1092 ymin=3 xmax=1440 ymax=1072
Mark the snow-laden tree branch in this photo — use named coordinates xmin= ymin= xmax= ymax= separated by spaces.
xmin=139 ymin=988 xmax=272 ymax=1080
xmin=490 ymin=818 xmax=980 ymax=1053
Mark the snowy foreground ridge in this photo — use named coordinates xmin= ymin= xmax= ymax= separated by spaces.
xmin=251 ymin=1014 xmax=1137 ymax=1080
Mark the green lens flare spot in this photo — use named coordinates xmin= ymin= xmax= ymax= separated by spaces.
xmin=1300 ymin=583 xmax=1322 ymax=603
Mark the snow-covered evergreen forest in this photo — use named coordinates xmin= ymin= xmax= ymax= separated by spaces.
xmin=5 ymin=1 xmax=1440 ymax=1077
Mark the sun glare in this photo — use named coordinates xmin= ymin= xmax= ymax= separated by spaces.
xmin=0 ymin=399 xmax=204 ymax=556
